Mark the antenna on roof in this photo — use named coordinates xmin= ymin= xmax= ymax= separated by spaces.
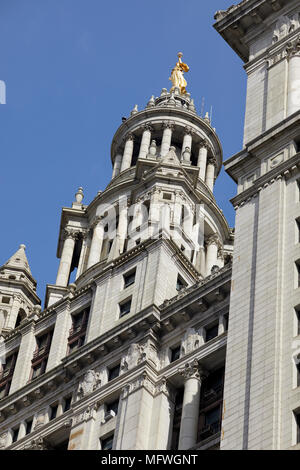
xmin=201 ymin=97 xmax=205 ymax=117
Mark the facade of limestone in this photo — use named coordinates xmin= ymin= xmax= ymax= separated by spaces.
xmin=0 ymin=0 xmax=300 ymax=451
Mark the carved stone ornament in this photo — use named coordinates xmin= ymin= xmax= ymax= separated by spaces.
xmin=286 ymin=35 xmax=300 ymax=58
xmin=23 ymin=437 xmax=51 ymax=450
xmin=272 ymin=13 xmax=300 ymax=44
xmin=77 ymin=370 xmax=101 ymax=399
xmin=72 ymin=403 xmax=98 ymax=426
xmin=179 ymin=359 xmax=208 ymax=381
xmin=121 ymin=343 xmax=143 ymax=372
xmin=0 ymin=432 xmax=8 ymax=449
xmin=63 ymin=228 xmax=80 ymax=241
xmin=181 ymin=327 xmax=202 ymax=356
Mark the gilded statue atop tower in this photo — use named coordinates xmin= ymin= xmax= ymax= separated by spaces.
xmin=169 ymin=52 xmax=189 ymax=95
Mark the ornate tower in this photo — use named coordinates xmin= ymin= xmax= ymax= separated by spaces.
xmin=215 ymin=0 xmax=300 ymax=450
xmin=0 ymin=245 xmax=40 ymax=334
xmin=0 ymin=55 xmax=232 ymax=451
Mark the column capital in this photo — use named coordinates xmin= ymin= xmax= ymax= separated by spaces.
xmin=162 ymin=120 xmax=175 ymax=130
xmin=123 ymin=132 xmax=135 ymax=144
xmin=179 ymin=359 xmax=208 ymax=381
xmin=199 ymin=139 xmax=210 ymax=150
xmin=286 ymin=35 xmax=300 ymax=58
xmin=90 ymin=215 xmax=104 ymax=230
xmin=142 ymin=122 xmax=153 ymax=132
xmin=205 ymin=233 xmax=222 ymax=248
xmin=184 ymin=125 xmax=194 ymax=136
xmin=63 ymin=228 xmax=80 ymax=241
xmin=207 ymin=156 xmax=217 ymax=167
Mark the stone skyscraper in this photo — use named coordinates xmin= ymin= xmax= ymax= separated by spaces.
xmin=0 ymin=0 xmax=299 ymax=450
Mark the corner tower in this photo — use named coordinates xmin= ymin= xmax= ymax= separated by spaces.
xmin=215 ymin=0 xmax=300 ymax=450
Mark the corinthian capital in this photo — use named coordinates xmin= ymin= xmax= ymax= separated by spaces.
xmin=63 ymin=228 xmax=80 ymax=240
xmin=184 ymin=126 xmax=194 ymax=136
xmin=207 ymin=156 xmax=217 ymax=167
xmin=142 ymin=122 xmax=153 ymax=132
xmin=162 ymin=120 xmax=175 ymax=130
xmin=179 ymin=359 xmax=208 ymax=381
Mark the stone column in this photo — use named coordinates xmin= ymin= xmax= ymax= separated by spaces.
xmin=112 ymin=153 xmax=123 ymax=179
xmin=56 ymin=229 xmax=78 ymax=287
xmin=46 ymin=302 xmax=72 ymax=371
xmin=205 ymin=235 xmax=219 ymax=276
xmin=10 ymin=321 xmax=37 ymax=394
xmin=115 ymin=374 xmax=155 ymax=450
xmin=287 ymin=45 xmax=300 ymax=116
xmin=148 ymin=379 xmax=175 ymax=450
xmin=87 ymin=217 xmax=104 ymax=269
xmin=195 ymin=245 xmax=206 ymax=276
xmin=218 ymin=313 xmax=226 ymax=335
xmin=197 ymin=141 xmax=209 ymax=181
xmin=181 ymin=127 xmax=193 ymax=163
xmin=160 ymin=122 xmax=174 ymax=157
xmin=138 ymin=123 xmax=152 ymax=159
xmin=205 ymin=157 xmax=216 ymax=192
xmin=120 ymin=134 xmax=134 ymax=172
xmin=178 ymin=359 xmax=207 ymax=450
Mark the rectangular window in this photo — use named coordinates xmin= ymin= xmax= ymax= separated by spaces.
xmin=12 ymin=427 xmax=19 ymax=443
xmin=296 ymin=261 xmax=300 ymax=288
xmin=101 ymin=434 xmax=114 ymax=450
xmin=296 ymin=410 xmax=300 ymax=444
xmin=63 ymin=396 xmax=72 ymax=412
xmin=297 ymin=219 xmax=300 ymax=243
xmin=297 ymin=180 xmax=300 ymax=202
xmin=297 ymin=362 xmax=300 ymax=388
xmin=106 ymin=399 xmax=119 ymax=416
xmin=25 ymin=419 xmax=33 ymax=435
xmin=108 ymin=364 xmax=120 ymax=382
xmin=0 ymin=351 xmax=18 ymax=398
xmin=123 ymin=269 xmax=136 ymax=289
xmin=30 ymin=330 xmax=53 ymax=380
xmin=205 ymin=323 xmax=219 ymax=342
xmin=1 ymin=296 xmax=10 ymax=304
xmin=297 ymin=307 xmax=300 ymax=336
xmin=68 ymin=307 xmax=90 ymax=354
xmin=176 ymin=275 xmax=187 ymax=292
xmin=170 ymin=345 xmax=181 ymax=363
xmin=50 ymin=404 xmax=58 ymax=421
xmin=119 ymin=298 xmax=131 ymax=318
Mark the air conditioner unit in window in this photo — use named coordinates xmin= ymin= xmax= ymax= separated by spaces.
xmin=103 ymin=409 xmax=116 ymax=423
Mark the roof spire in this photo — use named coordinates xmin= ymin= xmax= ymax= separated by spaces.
xmin=3 ymin=244 xmax=32 ymax=274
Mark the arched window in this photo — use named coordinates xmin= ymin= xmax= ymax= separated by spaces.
xmin=15 ymin=308 xmax=26 ymax=328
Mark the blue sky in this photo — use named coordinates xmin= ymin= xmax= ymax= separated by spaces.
xmin=0 ymin=0 xmax=246 ymax=304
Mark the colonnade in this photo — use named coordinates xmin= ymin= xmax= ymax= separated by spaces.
xmin=111 ymin=122 xmax=217 ymax=191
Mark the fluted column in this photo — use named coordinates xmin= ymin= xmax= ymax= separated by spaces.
xmin=205 ymin=234 xmax=220 ymax=276
xmin=197 ymin=141 xmax=209 ymax=181
xmin=112 ymin=153 xmax=122 ymax=179
xmin=120 ymin=134 xmax=134 ymax=172
xmin=138 ymin=123 xmax=152 ymax=159
xmin=205 ymin=157 xmax=216 ymax=192
xmin=178 ymin=359 xmax=207 ymax=450
xmin=87 ymin=217 xmax=104 ymax=269
xmin=56 ymin=229 xmax=78 ymax=287
xmin=181 ymin=127 xmax=193 ymax=163
xmin=160 ymin=122 xmax=174 ymax=157
xmin=287 ymin=40 xmax=300 ymax=116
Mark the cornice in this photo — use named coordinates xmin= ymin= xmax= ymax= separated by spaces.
xmin=231 ymin=152 xmax=300 ymax=208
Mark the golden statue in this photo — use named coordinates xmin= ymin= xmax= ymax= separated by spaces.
xmin=169 ymin=52 xmax=189 ymax=94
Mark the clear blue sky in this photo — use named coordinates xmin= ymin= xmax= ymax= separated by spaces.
xmin=0 ymin=0 xmax=246 ymax=304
